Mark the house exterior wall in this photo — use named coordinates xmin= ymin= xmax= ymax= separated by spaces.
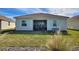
xmin=47 ymin=17 xmax=67 ymax=31
xmin=68 ymin=19 xmax=79 ymax=30
xmin=16 ymin=16 xmax=67 ymax=31
xmin=16 ymin=19 xmax=33 ymax=31
xmin=58 ymin=18 xmax=67 ymax=31
xmin=1 ymin=20 xmax=15 ymax=30
xmin=0 ymin=20 xmax=1 ymax=30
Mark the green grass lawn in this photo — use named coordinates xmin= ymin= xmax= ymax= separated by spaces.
xmin=0 ymin=32 xmax=52 ymax=47
xmin=0 ymin=30 xmax=79 ymax=48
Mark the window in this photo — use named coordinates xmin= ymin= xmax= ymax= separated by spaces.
xmin=21 ymin=20 xmax=27 ymax=26
xmin=8 ymin=21 xmax=10 ymax=26
xmin=53 ymin=20 xmax=57 ymax=26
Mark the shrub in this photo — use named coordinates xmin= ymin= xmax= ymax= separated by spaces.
xmin=46 ymin=35 xmax=76 ymax=51
xmin=61 ymin=30 xmax=68 ymax=35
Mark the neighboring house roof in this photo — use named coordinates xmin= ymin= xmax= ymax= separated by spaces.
xmin=14 ymin=13 xmax=69 ymax=19
xmin=69 ymin=15 xmax=79 ymax=20
xmin=0 ymin=16 xmax=15 ymax=22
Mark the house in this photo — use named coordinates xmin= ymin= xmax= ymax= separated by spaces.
xmin=14 ymin=13 xmax=69 ymax=32
xmin=0 ymin=16 xmax=15 ymax=30
xmin=68 ymin=15 xmax=79 ymax=30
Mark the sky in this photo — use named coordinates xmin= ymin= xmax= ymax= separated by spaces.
xmin=0 ymin=8 xmax=79 ymax=20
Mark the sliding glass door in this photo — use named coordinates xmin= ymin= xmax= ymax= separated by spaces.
xmin=33 ymin=20 xmax=47 ymax=31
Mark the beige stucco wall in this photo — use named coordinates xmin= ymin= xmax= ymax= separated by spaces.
xmin=16 ymin=15 xmax=67 ymax=31
xmin=0 ymin=20 xmax=1 ymax=30
xmin=1 ymin=20 xmax=15 ymax=30
xmin=68 ymin=19 xmax=79 ymax=30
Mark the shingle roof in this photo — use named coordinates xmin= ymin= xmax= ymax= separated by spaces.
xmin=0 ymin=16 xmax=15 ymax=22
xmin=14 ymin=13 xmax=69 ymax=19
xmin=70 ymin=15 xmax=79 ymax=20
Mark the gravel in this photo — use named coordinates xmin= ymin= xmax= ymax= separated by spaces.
xmin=0 ymin=46 xmax=79 ymax=51
xmin=0 ymin=47 xmax=48 ymax=51
xmin=72 ymin=46 xmax=79 ymax=51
